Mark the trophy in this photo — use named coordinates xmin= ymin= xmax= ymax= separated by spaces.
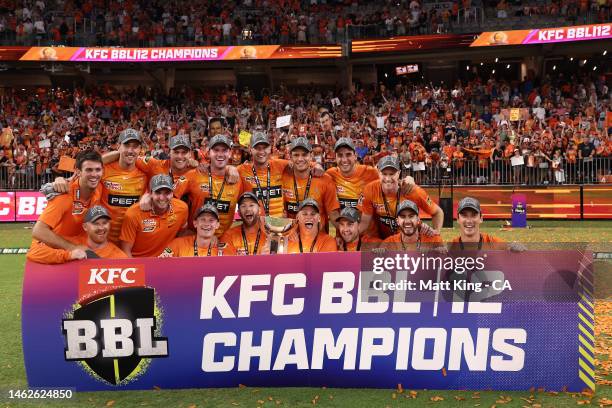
xmin=264 ymin=216 xmax=295 ymax=254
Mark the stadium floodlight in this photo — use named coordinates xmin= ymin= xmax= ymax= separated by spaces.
xmin=603 ymin=50 xmax=607 ymax=56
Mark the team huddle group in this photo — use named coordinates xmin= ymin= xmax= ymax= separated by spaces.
xmin=27 ymin=127 xmax=505 ymax=263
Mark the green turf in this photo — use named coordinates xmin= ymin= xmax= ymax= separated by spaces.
xmin=1 ymin=221 xmax=610 ymax=407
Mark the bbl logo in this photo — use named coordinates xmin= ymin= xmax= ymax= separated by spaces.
xmin=63 ymin=271 xmax=168 ymax=385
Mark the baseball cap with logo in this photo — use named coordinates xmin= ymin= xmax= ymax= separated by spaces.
xmin=250 ymin=131 xmax=270 ymax=147
xmin=118 ymin=128 xmax=142 ymax=145
xmin=457 ymin=197 xmax=481 ymax=214
xmin=84 ymin=205 xmax=111 ymax=223
xmin=377 ymin=156 xmax=400 ymax=172
xmin=169 ymin=135 xmax=191 ymax=150
xmin=290 ymin=137 xmax=312 ymax=152
xmin=195 ymin=203 xmax=219 ymax=220
xmin=238 ymin=191 xmax=259 ymax=206
xmin=337 ymin=207 xmax=361 ymax=223
xmin=209 ymin=134 xmax=233 ymax=149
xmin=397 ymin=200 xmax=419 ymax=216
xmin=150 ymin=174 xmax=174 ymax=192
xmin=298 ymin=198 xmax=320 ymax=213
xmin=334 ymin=137 xmax=355 ymax=152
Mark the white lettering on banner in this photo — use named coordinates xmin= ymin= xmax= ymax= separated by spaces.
xmin=0 ymin=195 xmax=10 ymax=216
xmin=85 ymin=49 xmax=109 ymax=59
xmin=271 ymin=273 xmax=306 ymax=316
xmin=319 ymin=272 xmax=355 ymax=314
xmin=200 ymin=327 xmax=527 ymax=372
xmin=18 ymin=196 xmax=46 ymax=215
xmin=87 ymin=267 xmax=137 ymax=284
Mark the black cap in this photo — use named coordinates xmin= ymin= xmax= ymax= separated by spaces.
xmin=250 ymin=131 xmax=270 ymax=147
xmin=298 ymin=198 xmax=320 ymax=213
xmin=457 ymin=197 xmax=481 ymax=214
xmin=397 ymin=200 xmax=419 ymax=216
xmin=209 ymin=134 xmax=233 ymax=149
xmin=290 ymin=137 xmax=312 ymax=152
xmin=377 ymin=156 xmax=400 ymax=172
xmin=169 ymin=135 xmax=191 ymax=150
xmin=195 ymin=203 xmax=219 ymax=220
xmin=334 ymin=137 xmax=355 ymax=152
xmin=238 ymin=191 xmax=259 ymax=206
xmin=337 ymin=207 xmax=361 ymax=223
xmin=118 ymin=128 xmax=142 ymax=144
xmin=84 ymin=205 xmax=111 ymax=223
xmin=149 ymin=174 xmax=174 ymax=192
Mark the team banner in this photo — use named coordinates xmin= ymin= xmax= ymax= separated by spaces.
xmin=18 ymin=45 xmax=342 ymax=62
xmin=471 ymin=23 xmax=610 ymax=47
xmin=0 ymin=191 xmax=46 ymax=222
xmin=23 ymin=250 xmax=595 ymax=392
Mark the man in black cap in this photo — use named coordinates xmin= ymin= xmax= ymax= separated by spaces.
xmin=336 ymin=207 xmax=381 ymax=252
xmin=221 ymin=192 xmax=268 ymax=256
xmin=162 ymin=203 xmax=235 ymax=257
xmin=285 ymin=198 xmax=337 ymax=253
xmin=282 ymin=136 xmax=340 ymax=229
xmin=382 ymin=200 xmax=444 ymax=250
xmin=451 ymin=197 xmax=506 ymax=249
xmin=27 ymin=205 xmax=127 ymax=263
xmin=358 ymin=156 xmax=444 ymax=240
xmin=119 ymin=174 xmax=189 ymax=258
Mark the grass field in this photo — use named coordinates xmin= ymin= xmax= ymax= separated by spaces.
xmin=1 ymin=221 xmax=610 ymax=408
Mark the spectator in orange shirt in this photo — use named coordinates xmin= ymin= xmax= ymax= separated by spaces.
xmin=32 ymin=150 xmax=103 ymax=252
xmin=119 ymin=174 xmax=189 ymax=257
xmin=285 ymin=198 xmax=337 ymax=253
xmin=28 ymin=206 xmax=127 ymax=264
xmin=336 ymin=207 xmax=381 ymax=252
xmin=162 ymin=203 xmax=236 ymax=257
xmin=221 ymin=192 xmax=268 ymax=256
xmin=382 ymin=200 xmax=444 ymax=250
xmin=450 ymin=197 xmax=506 ymax=249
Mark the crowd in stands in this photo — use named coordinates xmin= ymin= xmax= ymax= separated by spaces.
xmin=0 ymin=69 xmax=610 ymax=190
xmin=0 ymin=0 xmax=608 ymax=47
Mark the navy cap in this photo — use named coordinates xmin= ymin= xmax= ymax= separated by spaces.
xmin=397 ymin=200 xmax=419 ymax=216
xmin=84 ymin=205 xmax=111 ymax=223
xmin=457 ymin=197 xmax=481 ymax=214
xmin=238 ymin=191 xmax=259 ymax=206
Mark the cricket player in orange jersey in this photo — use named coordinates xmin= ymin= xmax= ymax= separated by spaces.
xmin=221 ymin=192 xmax=268 ymax=256
xmin=28 ymin=206 xmax=127 ymax=264
xmin=183 ymin=134 xmax=245 ymax=237
xmin=282 ymin=137 xmax=340 ymax=229
xmin=451 ymin=197 xmax=507 ymax=250
xmin=161 ymin=203 xmax=236 ymax=257
xmin=285 ymin=198 xmax=337 ymax=253
xmin=382 ymin=200 xmax=444 ymax=250
xmin=32 ymin=150 xmax=103 ymax=251
xmin=335 ymin=207 xmax=381 ymax=252
xmin=119 ymin=174 xmax=189 ymax=257
xmin=358 ymin=156 xmax=444 ymax=239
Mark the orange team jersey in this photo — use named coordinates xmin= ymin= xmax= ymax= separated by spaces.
xmin=358 ymin=181 xmax=438 ymax=239
xmin=285 ymin=231 xmax=338 ymax=253
xmin=238 ymin=159 xmax=289 ymax=218
xmin=164 ymin=235 xmax=236 ymax=257
xmin=326 ymin=164 xmax=379 ymax=209
xmin=135 ymin=156 xmax=194 ymax=198
xmin=101 ymin=161 xmax=147 ymax=243
xmin=221 ymin=224 xmax=268 ymax=255
xmin=281 ymin=170 xmax=340 ymax=227
xmin=450 ymin=233 xmax=506 ymax=249
xmin=382 ymin=232 xmax=444 ymax=249
xmin=339 ymin=235 xmax=382 ymax=252
xmin=184 ymin=170 xmax=245 ymax=236
xmin=36 ymin=178 xmax=102 ymax=237
xmin=27 ymin=232 xmax=126 ymax=264
xmin=119 ymin=198 xmax=189 ymax=257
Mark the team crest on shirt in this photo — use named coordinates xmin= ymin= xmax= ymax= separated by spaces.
xmin=72 ymin=202 xmax=85 ymax=215
xmin=336 ymin=185 xmax=346 ymax=194
xmin=199 ymin=184 xmax=212 ymax=193
xmin=174 ymin=176 xmax=187 ymax=189
xmin=103 ymin=181 xmax=122 ymax=191
xmin=142 ymin=219 xmax=157 ymax=232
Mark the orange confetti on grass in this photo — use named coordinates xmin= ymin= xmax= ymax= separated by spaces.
xmin=397 ymin=383 xmax=404 ymax=393
xmin=430 ymin=396 xmax=444 ymax=402
xmin=106 ymin=401 xmax=115 ymax=407
xmin=442 ymin=367 xmax=447 ymax=376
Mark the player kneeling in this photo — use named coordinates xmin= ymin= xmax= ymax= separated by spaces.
xmin=161 ymin=203 xmax=235 ymax=257
xmin=27 ymin=206 xmax=126 ymax=263
xmin=286 ymin=198 xmax=337 ymax=253
xmin=336 ymin=207 xmax=380 ymax=251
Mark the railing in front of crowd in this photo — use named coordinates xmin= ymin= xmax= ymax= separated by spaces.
xmin=0 ymin=157 xmax=608 ymax=191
